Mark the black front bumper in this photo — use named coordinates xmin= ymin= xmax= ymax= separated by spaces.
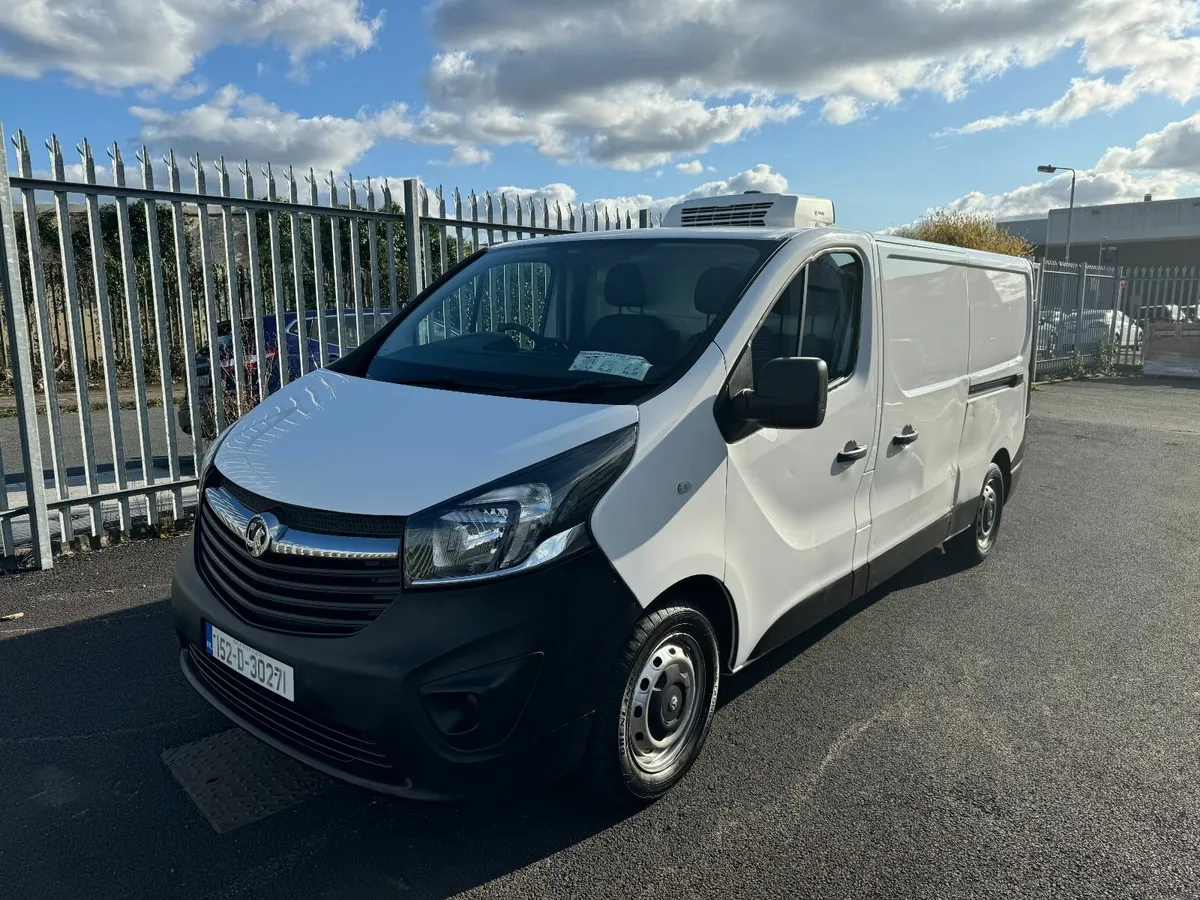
xmin=170 ymin=535 xmax=642 ymax=800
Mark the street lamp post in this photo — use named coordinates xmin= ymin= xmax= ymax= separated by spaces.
xmin=1037 ymin=164 xmax=1077 ymax=263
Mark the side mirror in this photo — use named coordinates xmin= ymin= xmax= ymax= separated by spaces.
xmin=733 ymin=357 xmax=828 ymax=429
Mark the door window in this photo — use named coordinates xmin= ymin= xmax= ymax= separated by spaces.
xmin=742 ymin=250 xmax=863 ymax=388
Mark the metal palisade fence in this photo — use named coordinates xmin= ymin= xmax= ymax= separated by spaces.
xmin=1031 ymin=259 xmax=1200 ymax=380
xmin=0 ymin=124 xmax=651 ymax=569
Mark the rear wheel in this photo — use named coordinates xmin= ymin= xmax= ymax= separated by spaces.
xmin=578 ymin=605 xmax=720 ymax=805
xmin=948 ymin=462 xmax=1005 ymax=566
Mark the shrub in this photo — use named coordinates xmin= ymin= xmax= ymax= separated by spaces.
xmin=893 ymin=210 xmax=1034 ymax=257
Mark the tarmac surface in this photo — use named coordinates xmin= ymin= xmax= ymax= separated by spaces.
xmin=3 ymin=376 xmax=1200 ymax=899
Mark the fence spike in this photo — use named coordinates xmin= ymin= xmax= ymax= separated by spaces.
xmin=46 ymin=133 xmax=65 ymax=181
xmin=139 ymin=146 xmax=156 ymax=189
xmin=78 ymin=137 xmax=96 ymax=184
xmin=13 ymin=130 xmax=32 ymax=179
xmin=382 ymin=178 xmax=393 ymax=211
xmin=165 ymin=148 xmax=181 ymax=191
xmin=238 ymin=158 xmax=254 ymax=197
xmin=326 ymin=170 xmax=339 ymax=206
xmin=188 ymin=152 xmax=206 ymax=194
xmin=454 ymin=186 xmax=463 ymax=218
xmin=213 ymin=156 xmax=230 ymax=197
xmin=108 ymin=143 xmax=127 ymax=187
xmin=286 ymin=165 xmax=299 ymax=204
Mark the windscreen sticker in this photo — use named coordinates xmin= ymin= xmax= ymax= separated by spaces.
xmin=568 ymin=351 xmax=652 ymax=382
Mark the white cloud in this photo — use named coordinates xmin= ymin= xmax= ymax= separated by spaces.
xmin=821 ymin=96 xmax=864 ymax=126
xmin=945 ymin=14 xmax=1200 ymax=135
xmin=416 ymin=0 xmax=1200 ymax=168
xmin=0 ymin=0 xmax=381 ymax=90
xmin=438 ymin=145 xmax=493 ymax=166
xmin=676 ymin=160 xmax=704 ymax=174
xmin=130 ymin=85 xmax=409 ymax=174
xmin=937 ymin=112 xmax=1200 ymax=220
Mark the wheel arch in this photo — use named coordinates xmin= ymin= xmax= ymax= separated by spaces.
xmin=646 ymin=575 xmax=739 ymax=673
xmin=991 ymin=446 xmax=1012 ymax=497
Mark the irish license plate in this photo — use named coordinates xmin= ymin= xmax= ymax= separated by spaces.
xmin=205 ymin=622 xmax=294 ymax=701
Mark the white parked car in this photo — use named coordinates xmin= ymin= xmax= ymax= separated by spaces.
xmin=1058 ymin=309 xmax=1142 ymax=353
xmin=171 ymin=191 xmax=1033 ymax=805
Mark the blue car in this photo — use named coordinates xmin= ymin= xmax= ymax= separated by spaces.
xmin=179 ymin=308 xmax=395 ymax=438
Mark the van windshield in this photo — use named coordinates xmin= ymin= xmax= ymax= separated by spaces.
xmin=362 ymin=236 xmax=780 ymax=401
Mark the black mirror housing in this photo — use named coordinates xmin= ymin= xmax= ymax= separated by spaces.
xmin=733 ymin=357 xmax=828 ymax=430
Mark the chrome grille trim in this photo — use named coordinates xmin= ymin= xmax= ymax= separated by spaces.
xmin=204 ymin=486 xmax=400 ymax=561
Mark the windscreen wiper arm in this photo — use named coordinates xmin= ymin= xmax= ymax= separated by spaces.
xmin=511 ymin=379 xmax=656 ymax=397
xmin=392 ymin=376 xmax=518 ymax=394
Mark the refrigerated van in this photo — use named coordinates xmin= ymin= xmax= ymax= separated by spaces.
xmin=171 ymin=191 xmax=1033 ymax=805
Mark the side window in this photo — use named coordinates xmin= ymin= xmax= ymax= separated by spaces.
xmin=744 ymin=250 xmax=863 ymax=387
xmin=802 ymin=252 xmax=862 ymax=382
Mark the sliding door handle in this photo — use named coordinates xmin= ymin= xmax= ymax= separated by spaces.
xmin=892 ymin=426 xmax=919 ymax=446
xmin=836 ymin=442 xmax=869 ymax=463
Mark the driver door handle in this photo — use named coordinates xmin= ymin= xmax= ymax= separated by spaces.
xmin=892 ymin=426 xmax=919 ymax=446
xmin=836 ymin=442 xmax=869 ymax=463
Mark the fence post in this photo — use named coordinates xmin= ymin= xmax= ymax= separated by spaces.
xmin=0 ymin=123 xmax=52 ymax=568
xmin=403 ymin=178 xmax=424 ymax=302
xmin=639 ymin=209 xmax=651 ymax=229
xmin=1073 ymin=262 xmax=1088 ymax=359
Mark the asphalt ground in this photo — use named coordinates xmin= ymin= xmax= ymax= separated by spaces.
xmin=3 ymin=376 xmax=1200 ymax=899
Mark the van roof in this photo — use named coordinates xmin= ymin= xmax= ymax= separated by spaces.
xmin=488 ymin=226 xmax=1034 ymax=269
xmin=502 ymin=226 xmax=810 ymax=245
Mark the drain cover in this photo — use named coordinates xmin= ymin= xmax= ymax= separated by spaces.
xmin=162 ymin=728 xmax=335 ymax=833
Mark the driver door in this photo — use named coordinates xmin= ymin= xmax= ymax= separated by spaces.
xmin=723 ymin=244 xmax=880 ymax=666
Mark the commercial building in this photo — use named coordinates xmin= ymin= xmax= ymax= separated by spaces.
xmin=999 ymin=195 xmax=1200 ymax=268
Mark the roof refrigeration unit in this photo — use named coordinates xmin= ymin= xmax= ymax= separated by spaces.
xmin=661 ymin=191 xmax=835 ymax=229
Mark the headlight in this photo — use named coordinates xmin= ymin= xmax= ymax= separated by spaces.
xmin=403 ymin=425 xmax=637 ymax=586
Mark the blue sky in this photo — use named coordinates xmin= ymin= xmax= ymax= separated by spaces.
xmin=3 ymin=0 xmax=1200 ymax=231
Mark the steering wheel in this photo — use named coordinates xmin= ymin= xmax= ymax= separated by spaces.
xmin=495 ymin=322 xmax=568 ymax=351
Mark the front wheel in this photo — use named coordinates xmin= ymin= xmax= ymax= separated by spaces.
xmin=578 ymin=605 xmax=721 ymax=805
xmin=948 ymin=462 xmax=1005 ymax=566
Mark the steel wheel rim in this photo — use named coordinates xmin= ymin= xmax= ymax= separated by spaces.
xmin=976 ymin=478 xmax=1000 ymax=551
xmin=624 ymin=632 xmax=707 ymax=775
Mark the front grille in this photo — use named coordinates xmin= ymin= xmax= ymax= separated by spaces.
xmin=195 ymin=498 xmax=401 ymax=637
xmin=188 ymin=646 xmax=393 ymax=772
xmin=680 ymin=202 xmax=772 ymax=227
xmin=215 ymin=473 xmax=406 ymax=537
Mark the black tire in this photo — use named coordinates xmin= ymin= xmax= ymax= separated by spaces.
xmin=577 ymin=604 xmax=721 ymax=805
xmin=948 ymin=462 xmax=1005 ymax=566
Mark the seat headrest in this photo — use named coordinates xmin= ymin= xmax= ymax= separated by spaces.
xmin=694 ymin=267 xmax=742 ymax=315
xmin=604 ymin=263 xmax=647 ymax=309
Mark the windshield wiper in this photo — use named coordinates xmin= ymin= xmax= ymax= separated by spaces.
xmin=510 ymin=379 xmax=657 ymax=398
xmin=391 ymin=376 xmax=518 ymax=394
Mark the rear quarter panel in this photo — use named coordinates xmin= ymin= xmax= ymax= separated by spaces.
xmin=956 ymin=254 xmax=1032 ymax=504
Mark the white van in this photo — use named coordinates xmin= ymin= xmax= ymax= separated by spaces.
xmin=171 ymin=192 xmax=1033 ymax=804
